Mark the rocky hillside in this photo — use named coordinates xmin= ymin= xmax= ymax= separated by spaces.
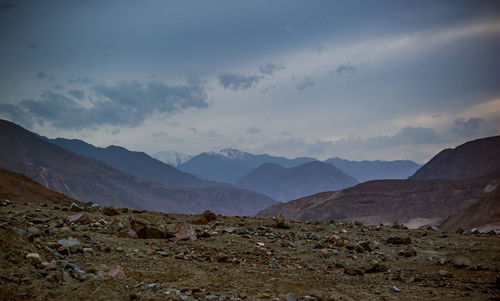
xmin=440 ymin=179 xmax=500 ymax=232
xmin=257 ymin=178 xmax=493 ymax=227
xmin=0 ymin=201 xmax=498 ymax=300
xmin=236 ymin=161 xmax=358 ymax=202
xmin=410 ymin=135 xmax=500 ymax=180
xmin=0 ymin=120 xmax=275 ymax=216
xmin=257 ymin=136 xmax=500 ymax=230
xmin=0 ymin=167 xmax=77 ymax=206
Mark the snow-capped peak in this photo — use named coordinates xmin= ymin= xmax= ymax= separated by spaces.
xmin=153 ymin=151 xmax=192 ymax=166
xmin=217 ymin=148 xmax=248 ymax=160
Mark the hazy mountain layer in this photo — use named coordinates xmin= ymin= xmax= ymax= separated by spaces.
xmin=325 ymin=157 xmax=421 ymax=182
xmin=236 ymin=161 xmax=358 ymax=202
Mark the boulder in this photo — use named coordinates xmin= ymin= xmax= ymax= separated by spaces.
xmin=130 ymin=219 xmax=165 ymax=239
xmin=275 ymin=214 xmax=289 ymax=229
xmin=193 ymin=210 xmax=217 ymax=225
xmin=66 ymin=212 xmax=91 ymax=225
xmin=103 ymin=206 xmax=120 ymax=216
xmin=386 ymin=236 xmax=412 ymax=245
xmin=57 ymin=238 xmax=82 ymax=254
xmin=69 ymin=203 xmax=84 ymax=212
xmin=166 ymin=223 xmax=197 ymax=241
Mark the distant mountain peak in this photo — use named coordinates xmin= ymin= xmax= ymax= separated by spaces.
xmin=217 ymin=148 xmax=248 ymax=160
xmin=153 ymin=151 xmax=193 ymax=167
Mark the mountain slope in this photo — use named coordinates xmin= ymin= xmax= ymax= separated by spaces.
xmin=178 ymin=149 xmax=315 ymax=183
xmin=257 ymin=136 xmax=500 ymax=229
xmin=0 ymin=119 xmax=275 ymax=215
xmin=325 ymin=157 xmax=421 ymax=182
xmin=236 ymin=161 xmax=358 ymax=202
xmin=51 ymin=138 xmax=226 ymax=189
xmin=439 ymin=178 xmax=500 ymax=232
xmin=0 ymin=167 xmax=77 ymax=205
xmin=410 ymin=135 xmax=500 ymax=180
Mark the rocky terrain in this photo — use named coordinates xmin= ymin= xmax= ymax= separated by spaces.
xmin=1 ymin=201 xmax=499 ymax=301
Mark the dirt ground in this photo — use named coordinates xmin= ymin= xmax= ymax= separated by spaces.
xmin=0 ymin=202 xmax=499 ymax=301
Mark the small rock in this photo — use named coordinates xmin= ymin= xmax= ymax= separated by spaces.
xmin=386 ymin=236 xmax=412 ymax=245
xmin=57 ymin=237 xmax=82 ymax=254
xmin=26 ymin=253 xmax=42 ymax=264
xmin=275 ymin=214 xmax=289 ymax=229
xmin=155 ymin=251 xmax=169 ymax=257
xmin=391 ymin=285 xmax=401 ymax=292
xmin=366 ymin=263 xmax=389 ymax=273
xmin=107 ymin=265 xmax=125 ymax=278
xmin=399 ymin=248 xmax=417 ymax=257
xmin=284 ymin=292 xmax=297 ymax=301
xmin=193 ymin=210 xmax=217 ymax=225
xmin=69 ymin=203 xmax=84 ymax=212
xmin=66 ymin=212 xmax=91 ymax=225
xmin=103 ymin=206 xmax=120 ymax=216
xmin=359 ymin=241 xmax=375 ymax=252
xmin=427 ymin=226 xmax=440 ymax=232
xmin=117 ymin=229 xmax=139 ymax=239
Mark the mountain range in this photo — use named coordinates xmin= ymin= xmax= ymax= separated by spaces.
xmin=178 ymin=149 xmax=316 ymax=184
xmin=235 ymin=161 xmax=358 ymax=202
xmin=177 ymin=148 xmax=421 ymax=185
xmin=51 ymin=138 xmax=225 ymax=189
xmin=0 ymin=119 xmax=275 ymax=216
xmin=258 ymin=135 xmax=500 ymax=231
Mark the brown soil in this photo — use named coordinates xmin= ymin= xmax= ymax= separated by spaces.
xmin=1 ymin=203 xmax=499 ymax=301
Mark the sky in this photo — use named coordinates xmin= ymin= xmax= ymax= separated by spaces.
xmin=1 ymin=0 xmax=499 ymax=163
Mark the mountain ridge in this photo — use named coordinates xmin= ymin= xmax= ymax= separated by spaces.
xmin=236 ymin=161 xmax=358 ymax=202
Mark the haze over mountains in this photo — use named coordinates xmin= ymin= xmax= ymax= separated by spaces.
xmin=258 ymin=135 xmax=500 ymax=231
xmin=0 ymin=120 xmax=275 ymax=216
xmin=236 ymin=161 xmax=358 ymax=202
xmin=174 ymin=148 xmax=421 ymax=185
xmin=325 ymin=157 xmax=421 ymax=183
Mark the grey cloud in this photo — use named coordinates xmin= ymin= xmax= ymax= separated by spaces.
xmin=28 ymin=42 xmax=38 ymax=49
xmin=246 ymin=126 xmax=262 ymax=134
xmin=335 ymin=64 xmax=356 ymax=76
xmin=263 ymin=126 xmax=443 ymax=158
xmin=218 ymin=73 xmax=262 ymax=90
xmin=35 ymin=72 xmax=55 ymax=81
xmin=259 ymin=63 xmax=284 ymax=75
xmin=151 ymin=131 xmax=169 ymax=138
xmin=5 ymin=79 xmax=209 ymax=130
xmin=297 ymin=77 xmax=314 ymax=91
xmin=452 ymin=118 xmax=484 ymax=138
xmin=35 ymin=72 xmax=48 ymax=80
xmin=68 ymin=77 xmax=94 ymax=84
xmin=68 ymin=89 xmax=85 ymax=100
xmin=0 ymin=103 xmax=34 ymax=129
xmin=53 ymin=84 xmax=63 ymax=90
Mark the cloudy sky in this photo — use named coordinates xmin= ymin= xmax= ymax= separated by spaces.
xmin=1 ymin=0 xmax=499 ymax=163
